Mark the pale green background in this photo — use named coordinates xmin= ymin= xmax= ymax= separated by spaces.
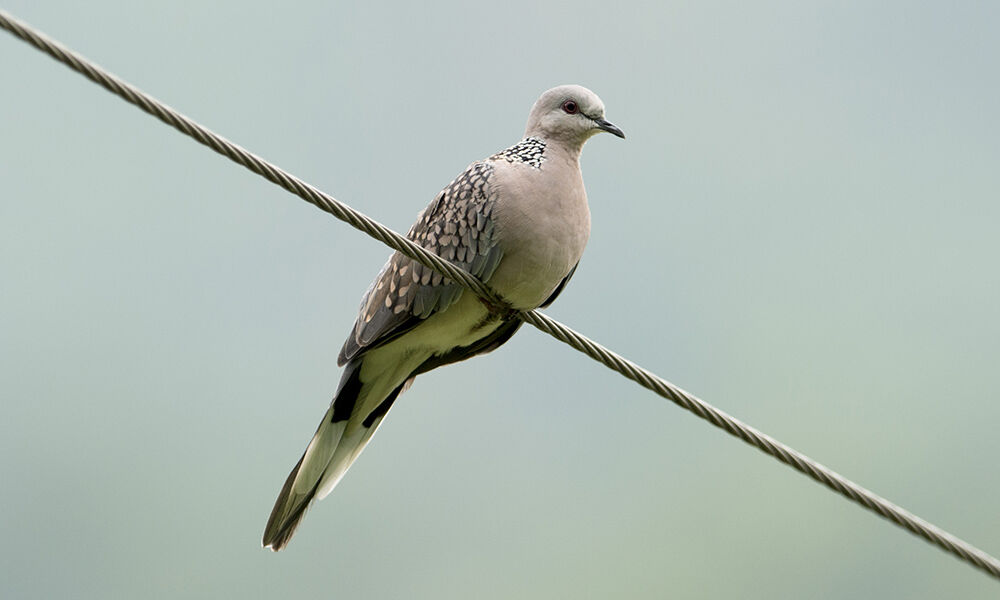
xmin=2 ymin=2 xmax=998 ymax=598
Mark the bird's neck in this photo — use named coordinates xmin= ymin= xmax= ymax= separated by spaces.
xmin=539 ymin=137 xmax=583 ymax=166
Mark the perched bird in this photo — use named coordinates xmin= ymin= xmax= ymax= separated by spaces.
xmin=262 ymin=84 xmax=624 ymax=550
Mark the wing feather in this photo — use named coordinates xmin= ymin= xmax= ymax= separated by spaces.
xmin=338 ymin=161 xmax=502 ymax=365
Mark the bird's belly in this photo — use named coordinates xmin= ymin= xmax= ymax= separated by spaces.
xmin=489 ymin=212 xmax=589 ymax=308
xmin=488 ymin=254 xmax=569 ymax=308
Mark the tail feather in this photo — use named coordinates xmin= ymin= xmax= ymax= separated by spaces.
xmin=261 ymin=454 xmax=314 ymax=551
xmin=261 ymin=361 xmax=360 ymax=551
xmin=315 ymin=378 xmax=408 ymax=500
xmin=262 ymin=361 xmax=411 ymax=551
xmin=262 ymin=398 xmax=347 ymax=550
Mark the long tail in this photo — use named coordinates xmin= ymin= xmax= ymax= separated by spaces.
xmin=262 ymin=360 xmax=409 ymax=551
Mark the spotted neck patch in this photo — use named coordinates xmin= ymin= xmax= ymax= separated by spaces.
xmin=489 ymin=137 xmax=546 ymax=169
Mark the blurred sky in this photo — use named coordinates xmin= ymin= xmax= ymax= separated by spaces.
xmin=2 ymin=2 xmax=999 ymax=598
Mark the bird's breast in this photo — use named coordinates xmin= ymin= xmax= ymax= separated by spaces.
xmin=488 ymin=158 xmax=591 ymax=309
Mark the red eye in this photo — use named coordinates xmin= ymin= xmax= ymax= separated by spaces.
xmin=562 ymin=100 xmax=578 ymax=114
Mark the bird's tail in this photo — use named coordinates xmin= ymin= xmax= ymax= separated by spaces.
xmin=262 ymin=360 xmax=408 ymax=551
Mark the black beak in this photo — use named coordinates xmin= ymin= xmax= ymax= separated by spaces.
xmin=594 ymin=117 xmax=625 ymax=139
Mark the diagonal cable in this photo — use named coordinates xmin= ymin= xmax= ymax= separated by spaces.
xmin=2 ymin=8 xmax=998 ymax=582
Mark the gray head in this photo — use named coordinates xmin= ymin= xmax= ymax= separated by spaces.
xmin=524 ymin=84 xmax=625 ymax=149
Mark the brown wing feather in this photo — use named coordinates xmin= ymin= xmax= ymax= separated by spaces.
xmin=338 ymin=161 xmax=503 ymax=365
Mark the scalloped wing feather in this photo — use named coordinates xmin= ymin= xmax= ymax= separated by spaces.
xmin=338 ymin=161 xmax=503 ymax=365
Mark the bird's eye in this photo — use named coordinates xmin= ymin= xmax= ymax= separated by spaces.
xmin=562 ymin=100 xmax=578 ymax=114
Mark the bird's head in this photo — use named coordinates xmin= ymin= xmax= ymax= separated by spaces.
xmin=524 ymin=84 xmax=625 ymax=149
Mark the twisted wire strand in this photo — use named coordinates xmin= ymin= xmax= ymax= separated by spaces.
xmin=519 ymin=310 xmax=998 ymax=575
xmin=2 ymin=8 xmax=998 ymax=582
